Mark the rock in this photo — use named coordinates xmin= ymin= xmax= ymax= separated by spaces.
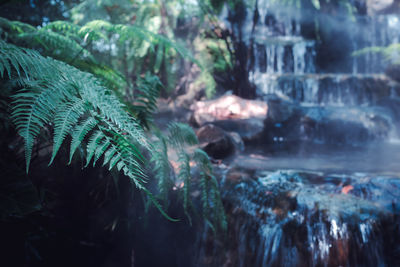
xmin=191 ymin=95 xmax=268 ymax=142
xmin=197 ymin=169 xmax=400 ymax=267
xmin=191 ymin=95 xmax=268 ymax=124
xmin=265 ymin=98 xmax=296 ymax=122
xmin=211 ymin=118 xmax=265 ymax=142
xmin=300 ymin=106 xmax=392 ymax=145
xmin=228 ymin=131 xmax=245 ymax=152
xmin=225 ymin=167 xmax=253 ymax=185
xmin=385 ymin=64 xmax=400 ymax=83
xmin=377 ymin=97 xmax=400 ymax=133
xmin=196 ymin=124 xmax=235 ymax=159
xmin=262 ymin=99 xmax=393 ymax=146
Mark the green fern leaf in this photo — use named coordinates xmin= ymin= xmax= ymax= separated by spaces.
xmin=85 ymin=130 xmax=105 ymax=167
xmin=92 ymin=138 xmax=112 ymax=166
xmin=151 ymin=135 xmax=171 ymax=204
xmin=69 ymin=117 xmax=98 ymax=164
xmin=108 ymin=153 xmax=122 ymax=170
xmin=11 ymin=86 xmax=64 ymax=172
xmin=142 ymin=187 xmax=179 ymax=222
xmin=178 ymin=152 xmax=192 ymax=224
xmin=167 ymin=122 xmax=198 ymax=147
xmin=102 ymin=145 xmax=117 ymax=167
xmin=0 ymin=55 xmax=11 ymax=79
xmin=49 ymin=98 xmax=87 ymax=165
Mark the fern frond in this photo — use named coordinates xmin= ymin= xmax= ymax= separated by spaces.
xmin=167 ymin=122 xmax=198 ymax=148
xmin=85 ymin=130 xmax=106 ymax=167
xmin=10 ymin=84 xmax=67 ymax=173
xmin=151 ymin=134 xmax=172 ymax=204
xmin=87 ymin=64 xmax=127 ymax=91
xmin=42 ymin=21 xmax=81 ymax=39
xmin=142 ymin=187 xmax=179 ymax=222
xmin=132 ymin=73 xmax=162 ymax=128
xmin=154 ymin=42 xmax=164 ymax=73
xmin=0 ymin=17 xmax=35 ymax=35
xmin=69 ymin=117 xmax=98 ymax=163
xmin=130 ymin=25 xmax=200 ymax=66
xmin=177 ymin=151 xmax=192 ymax=225
xmin=93 ymin=138 xmax=112 ymax=166
xmin=353 ymin=43 xmax=400 ymax=65
xmin=193 ymin=148 xmax=227 ymax=232
xmin=0 ymin=51 xmax=12 ymax=79
xmin=193 ymin=148 xmax=212 ymax=174
xmin=209 ymin=174 xmax=227 ymax=232
xmin=50 ymin=98 xmax=87 ymax=165
xmin=0 ymin=40 xmax=60 ymax=80
xmin=17 ymin=29 xmax=96 ymax=63
xmin=200 ymin=172 xmax=211 ymax=226
xmin=79 ymin=79 xmax=151 ymax=153
xmin=2 ymin=40 xmax=149 ymax=186
xmin=79 ymin=20 xmax=114 ymax=41
xmin=102 ymin=144 xmax=117 ymax=167
xmin=0 ymin=29 xmax=223 ymax=225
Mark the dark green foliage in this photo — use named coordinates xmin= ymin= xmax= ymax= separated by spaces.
xmin=0 ymin=17 xmax=199 ymax=95
xmin=150 ymin=124 xmax=227 ymax=232
xmin=132 ymin=73 xmax=163 ymax=129
xmin=0 ymin=40 xmax=170 ymax=217
xmin=193 ymin=148 xmax=227 ymax=233
xmin=0 ymin=33 xmax=226 ymax=230
xmin=167 ymin=122 xmax=199 ymax=148
xmin=353 ymin=43 xmax=400 ymax=65
xmin=177 ymin=151 xmax=192 ymax=224
xmin=151 ymin=132 xmax=172 ymax=206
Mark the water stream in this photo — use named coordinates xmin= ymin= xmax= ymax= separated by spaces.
xmin=195 ymin=2 xmax=400 ymax=266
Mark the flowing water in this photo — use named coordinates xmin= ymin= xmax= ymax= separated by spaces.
xmin=194 ymin=144 xmax=400 ymax=266
xmin=195 ymin=2 xmax=400 ymax=266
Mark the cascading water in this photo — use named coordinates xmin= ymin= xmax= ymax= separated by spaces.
xmin=194 ymin=2 xmax=400 ymax=266
xmin=231 ymin=0 xmax=400 ymax=144
xmin=195 ymin=156 xmax=400 ymax=267
xmin=353 ymin=15 xmax=400 ymax=74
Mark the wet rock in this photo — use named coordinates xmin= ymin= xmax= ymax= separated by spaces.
xmin=196 ymin=124 xmax=235 ymax=159
xmin=300 ymin=106 xmax=392 ymax=145
xmin=385 ymin=64 xmax=400 ymax=83
xmin=228 ymin=132 xmax=244 ymax=152
xmin=196 ymin=169 xmax=400 ymax=267
xmin=265 ymin=97 xmax=296 ymax=122
xmin=211 ymin=118 xmax=265 ymax=143
xmin=262 ymin=99 xmax=393 ymax=146
xmin=191 ymin=95 xmax=268 ymax=124
xmin=377 ymin=97 xmax=400 ymax=132
xmin=191 ymin=95 xmax=268 ymax=142
xmin=224 ymin=167 xmax=253 ymax=185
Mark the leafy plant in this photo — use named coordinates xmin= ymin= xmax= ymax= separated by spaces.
xmin=352 ymin=43 xmax=400 ymax=65
xmin=0 ymin=17 xmax=199 ymax=97
xmin=0 ymin=37 xmax=226 ymax=230
xmin=1 ymin=39 xmax=158 ymax=204
xmin=151 ymin=123 xmax=227 ymax=232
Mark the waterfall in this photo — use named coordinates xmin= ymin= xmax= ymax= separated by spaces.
xmin=194 ymin=3 xmax=400 ymax=267
xmin=353 ymin=15 xmax=400 ymax=74
xmin=218 ymin=0 xmax=400 ymax=142
xmin=195 ymin=169 xmax=400 ymax=267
